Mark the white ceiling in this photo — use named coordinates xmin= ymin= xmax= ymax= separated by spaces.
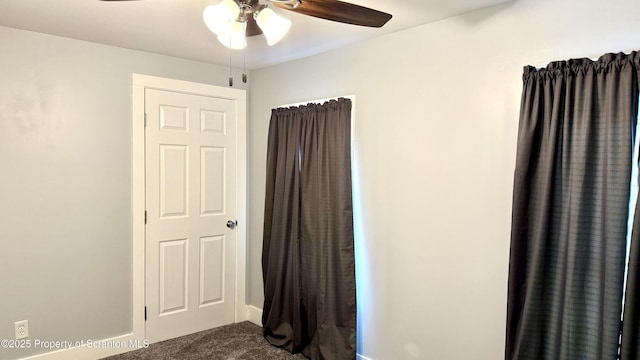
xmin=0 ymin=0 xmax=509 ymax=70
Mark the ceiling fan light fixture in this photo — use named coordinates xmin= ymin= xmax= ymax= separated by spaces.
xmin=217 ymin=20 xmax=247 ymax=50
xmin=203 ymin=0 xmax=240 ymax=36
xmin=255 ymin=7 xmax=291 ymax=46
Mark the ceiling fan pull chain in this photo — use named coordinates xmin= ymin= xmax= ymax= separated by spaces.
xmin=242 ymin=52 xmax=248 ymax=83
xmin=228 ymin=48 xmax=234 ymax=87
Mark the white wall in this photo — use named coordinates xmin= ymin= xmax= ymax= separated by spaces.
xmin=0 ymin=26 xmax=245 ymax=360
xmin=247 ymin=0 xmax=640 ymax=359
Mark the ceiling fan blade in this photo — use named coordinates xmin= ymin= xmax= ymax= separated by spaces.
xmin=273 ymin=0 xmax=392 ymax=28
xmin=246 ymin=16 xmax=263 ymax=37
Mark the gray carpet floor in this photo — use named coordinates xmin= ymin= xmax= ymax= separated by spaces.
xmin=101 ymin=321 xmax=307 ymax=360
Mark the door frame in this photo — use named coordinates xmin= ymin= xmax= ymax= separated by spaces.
xmin=132 ymin=74 xmax=248 ymax=342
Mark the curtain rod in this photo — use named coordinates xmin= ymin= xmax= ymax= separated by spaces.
xmin=279 ymin=94 xmax=355 ymax=108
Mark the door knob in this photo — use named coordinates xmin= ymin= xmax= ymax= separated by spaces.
xmin=226 ymin=220 xmax=237 ymax=229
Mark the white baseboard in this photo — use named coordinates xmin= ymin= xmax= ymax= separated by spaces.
xmin=21 ymin=305 xmax=260 ymax=360
xmin=17 ymin=332 xmax=142 ymax=360
xmin=19 ymin=306 xmax=361 ymax=360
xmin=246 ymin=305 xmax=263 ymax=326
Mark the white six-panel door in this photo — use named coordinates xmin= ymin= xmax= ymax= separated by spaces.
xmin=145 ymin=88 xmax=237 ymax=343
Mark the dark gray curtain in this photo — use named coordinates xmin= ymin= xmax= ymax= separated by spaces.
xmin=262 ymin=98 xmax=356 ymax=360
xmin=506 ymin=52 xmax=640 ymax=360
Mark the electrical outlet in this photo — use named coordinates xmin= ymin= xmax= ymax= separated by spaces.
xmin=15 ymin=320 xmax=28 ymax=340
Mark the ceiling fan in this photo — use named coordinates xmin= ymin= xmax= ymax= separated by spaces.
xmin=100 ymin=0 xmax=392 ymax=49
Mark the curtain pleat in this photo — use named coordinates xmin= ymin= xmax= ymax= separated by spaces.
xmin=262 ymin=98 xmax=355 ymax=360
xmin=620 ymin=55 xmax=640 ymax=360
xmin=262 ymin=108 xmax=305 ymax=351
xmin=506 ymin=52 xmax=640 ymax=360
